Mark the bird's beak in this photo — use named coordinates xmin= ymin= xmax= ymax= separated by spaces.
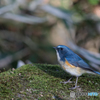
xmin=53 ymin=47 xmax=56 ymax=49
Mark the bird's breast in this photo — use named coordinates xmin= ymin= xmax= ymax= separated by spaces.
xmin=58 ymin=59 xmax=85 ymax=77
xmin=56 ymin=51 xmax=85 ymax=76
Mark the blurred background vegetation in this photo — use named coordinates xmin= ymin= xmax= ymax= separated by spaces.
xmin=0 ymin=0 xmax=100 ymax=72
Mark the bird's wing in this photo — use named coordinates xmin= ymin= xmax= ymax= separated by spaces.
xmin=76 ymin=60 xmax=94 ymax=72
xmin=66 ymin=58 xmax=94 ymax=72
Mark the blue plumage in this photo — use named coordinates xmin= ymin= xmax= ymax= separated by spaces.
xmin=54 ymin=45 xmax=100 ymax=89
xmin=94 ymin=71 xmax=100 ymax=75
xmin=55 ymin=45 xmax=100 ymax=74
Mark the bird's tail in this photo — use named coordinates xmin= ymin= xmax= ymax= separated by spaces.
xmin=93 ymin=71 xmax=100 ymax=75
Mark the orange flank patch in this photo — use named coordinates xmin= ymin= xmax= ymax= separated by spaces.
xmin=65 ymin=59 xmax=76 ymax=68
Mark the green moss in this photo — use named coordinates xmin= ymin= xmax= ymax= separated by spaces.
xmin=0 ymin=63 xmax=100 ymax=99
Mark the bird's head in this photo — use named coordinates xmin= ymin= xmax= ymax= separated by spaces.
xmin=53 ymin=45 xmax=73 ymax=61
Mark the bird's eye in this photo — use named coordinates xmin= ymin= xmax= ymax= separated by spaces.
xmin=61 ymin=48 xmax=63 ymax=50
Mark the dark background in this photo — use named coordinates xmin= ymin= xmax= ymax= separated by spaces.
xmin=0 ymin=0 xmax=100 ymax=72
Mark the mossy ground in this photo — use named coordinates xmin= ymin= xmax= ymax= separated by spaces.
xmin=0 ymin=63 xmax=100 ymax=100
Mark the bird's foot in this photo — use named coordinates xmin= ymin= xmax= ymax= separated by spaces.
xmin=69 ymin=86 xmax=80 ymax=89
xmin=60 ymin=80 xmax=74 ymax=84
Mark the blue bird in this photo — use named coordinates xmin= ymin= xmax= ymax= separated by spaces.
xmin=53 ymin=45 xmax=100 ymax=89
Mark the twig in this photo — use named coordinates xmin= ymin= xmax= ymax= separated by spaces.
xmin=0 ymin=3 xmax=16 ymax=15
xmin=0 ymin=13 xmax=46 ymax=24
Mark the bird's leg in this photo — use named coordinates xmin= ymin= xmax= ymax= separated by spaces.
xmin=61 ymin=76 xmax=74 ymax=84
xmin=69 ymin=76 xmax=80 ymax=89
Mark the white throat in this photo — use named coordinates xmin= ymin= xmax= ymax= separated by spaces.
xmin=56 ymin=50 xmax=64 ymax=65
xmin=56 ymin=50 xmax=60 ymax=61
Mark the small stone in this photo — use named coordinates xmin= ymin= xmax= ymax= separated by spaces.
xmin=19 ymin=73 xmax=21 ymax=75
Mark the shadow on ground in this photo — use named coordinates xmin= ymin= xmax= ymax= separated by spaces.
xmin=35 ymin=63 xmax=72 ymax=80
